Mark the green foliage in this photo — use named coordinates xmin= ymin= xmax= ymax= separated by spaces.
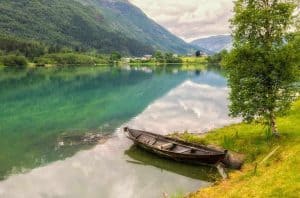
xmin=207 ymin=50 xmax=228 ymax=68
xmin=0 ymin=35 xmax=112 ymax=67
xmin=153 ymin=51 xmax=182 ymax=64
xmin=170 ymin=191 xmax=185 ymax=198
xmin=154 ymin=51 xmax=165 ymax=63
xmin=109 ymin=52 xmax=122 ymax=64
xmin=76 ymin=0 xmax=194 ymax=54
xmin=129 ymin=51 xmax=182 ymax=65
xmin=223 ymin=0 xmax=299 ymax=135
xmin=0 ymin=0 xmax=154 ymax=56
xmin=165 ymin=53 xmax=182 ymax=64
xmin=170 ymin=132 xmax=208 ymax=145
xmin=35 ymin=53 xmax=108 ymax=66
xmin=184 ymin=100 xmax=300 ymax=197
xmin=1 ymin=55 xmax=28 ymax=67
xmin=0 ymin=36 xmax=47 ymax=59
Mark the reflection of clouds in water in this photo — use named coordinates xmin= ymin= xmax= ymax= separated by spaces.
xmin=0 ymin=133 xmax=205 ymax=198
xmin=191 ymin=71 xmax=227 ymax=88
xmin=0 ymin=79 xmax=237 ymax=198
xmin=127 ymin=80 xmax=239 ymax=134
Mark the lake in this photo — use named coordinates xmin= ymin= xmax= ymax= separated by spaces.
xmin=0 ymin=65 xmax=238 ymax=197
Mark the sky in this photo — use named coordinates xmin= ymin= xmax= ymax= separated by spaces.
xmin=129 ymin=0 xmax=234 ymax=42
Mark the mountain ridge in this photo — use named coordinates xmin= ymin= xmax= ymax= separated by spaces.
xmin=76 ymin=0 xmax=194 ymax=53
xmin=191 ymin=35 xmax=232 ymax=54
xmin=0 ymin=0 xmax=194 ymax=55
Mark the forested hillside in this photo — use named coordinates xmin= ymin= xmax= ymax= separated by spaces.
xmin=0 ymin=0 xmax=153 ymax=56
xmin=0 ymin=0 xmax=194 ymax=56
xmin=77 ymin=0 xmax=194 ymax=54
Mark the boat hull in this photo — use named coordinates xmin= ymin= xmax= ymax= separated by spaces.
xmin=124 ymin=127 xmax=227 ymax=165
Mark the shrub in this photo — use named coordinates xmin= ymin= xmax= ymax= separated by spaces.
xmin=34 ymin=57 xmax=54 ymax=67
xmin=2 ymin=55 xmax=28 ymax=67
xmin=38 ymin=53 xmax=108 ymax=66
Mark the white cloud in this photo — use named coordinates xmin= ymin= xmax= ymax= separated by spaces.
xmin=129 ymin=0 xmax=234 ymax=41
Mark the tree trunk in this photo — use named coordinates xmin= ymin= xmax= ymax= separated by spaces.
xmin=270 ymin=113 xmax=279 ymax=137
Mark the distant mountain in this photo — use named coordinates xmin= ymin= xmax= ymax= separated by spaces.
xmin=191 ymin=35 xmax=232 ymax=54
xmin=0 ymin=0 xmax=194 ymax=56
xmin=76 ymin=0 xmax=194 ymax=54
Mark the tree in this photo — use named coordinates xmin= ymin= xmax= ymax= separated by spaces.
xmin=154 ymin=51 xmax=164 ymax=63
xmin=196 ymin=50 xmax=202 ymax=57
xmin=223 ymin=0 xmax=299 ymax=136
xmin=2 ymin=55 xmax=28 ymax=68
xmin=109 ymin=51 xmax=122 ymax=64
xmin=207 ymin=50 xmax=228 ymax=66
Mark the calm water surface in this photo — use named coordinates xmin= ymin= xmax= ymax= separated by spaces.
xmin=0 ymin=66 xmax=238 ymax=198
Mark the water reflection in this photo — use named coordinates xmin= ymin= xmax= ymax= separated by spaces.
xmin=127 ymin=79 xmax=238 ymax=134
xmin=0 ymin=132 xmax=209 ymax=198
xmin=0 ymin=66 xmax=239 ymax=198
xmin=0 ymin=66 xmax=187 ymax=179
xmin=125 ymin=145 xmax=219 ymax=181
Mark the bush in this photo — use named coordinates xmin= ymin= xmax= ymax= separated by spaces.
xmin=207 ymin=50 xmax=228 ymax=67
xmin=2 ymin=55 xmax=28 ymax=67
xmin=34 ymin=57 xmax=54 ymax=67
xmin=37 ymin=53 xmax=108 ymax=66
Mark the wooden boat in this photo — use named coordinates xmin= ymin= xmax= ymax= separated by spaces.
xmin=124 ymin=127 xmax=228 ymax=165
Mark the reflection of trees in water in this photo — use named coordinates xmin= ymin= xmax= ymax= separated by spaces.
xmin=0 ymin=66 xmax=188 ymax=180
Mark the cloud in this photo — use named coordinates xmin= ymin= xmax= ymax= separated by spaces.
xmin=129 ymin=0 xmax=234 ymax=41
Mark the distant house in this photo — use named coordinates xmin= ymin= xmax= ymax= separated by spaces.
xmin=143 ymin=55 xmax=152 ymax=60
xmin=122 ymin=58 xmax=131 ymax=63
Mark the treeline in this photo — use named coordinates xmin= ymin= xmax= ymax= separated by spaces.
xmin=153 ymin=51 xmax=182 ymax=64
xmin=0 ymin=36 xmax=41 ymax=67
xmin=0 ymin=36 xmax=124 ymax=67
xmin=0 ymin=36 xmax=47 ymax=58
xmin=207 ymin=50 xmax=228 ymax=68
xmin=129 ymin=51 xmax=182 ymax=65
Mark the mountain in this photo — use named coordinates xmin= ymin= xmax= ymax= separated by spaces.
xmin=191 ymin=35 xmax=232 ymax=54
xmin=77 ymin=0 xmax=195 ymax=54
xmin=0 ymin=0 xmax=194 ymax=56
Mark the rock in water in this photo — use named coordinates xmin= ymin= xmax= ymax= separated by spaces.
xmin=57 ymin=132 xmax=110 ymax=148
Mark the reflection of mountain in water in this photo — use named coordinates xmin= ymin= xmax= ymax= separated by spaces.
xmin=0 ymin=66 xmax=188 ymax=180
xmin=125 ymin=145 xmax=219 ymax=181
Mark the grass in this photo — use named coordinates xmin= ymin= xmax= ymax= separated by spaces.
xmin=179 ymin=56 xmax=208 ymax=71
xmin=176 ymin=100 xmax=300 ymax=198
xmin=181 ymin=57 xmax=207 ymax=64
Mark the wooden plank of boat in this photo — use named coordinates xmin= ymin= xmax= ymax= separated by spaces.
xmin=124 ymin=127 xmax=228 ymax=165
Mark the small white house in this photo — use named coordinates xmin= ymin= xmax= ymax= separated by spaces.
xmin=143 ymin=55 xmax=152 ymax=60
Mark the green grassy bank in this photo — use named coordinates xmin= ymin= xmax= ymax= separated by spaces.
xmin=176 ymin=100 xmax=300 ymax=198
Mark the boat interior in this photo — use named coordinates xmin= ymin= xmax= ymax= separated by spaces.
xmin=128 ymin=129 xmax=217 ymax=155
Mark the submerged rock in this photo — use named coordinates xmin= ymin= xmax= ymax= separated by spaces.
xmin=56 ymin=132 xmax=111 ymax=148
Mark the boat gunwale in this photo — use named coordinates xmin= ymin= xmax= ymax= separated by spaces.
xmin=124 ymin=127 xmax=226 ymax=157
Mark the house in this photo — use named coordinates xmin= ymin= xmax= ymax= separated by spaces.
xmin=143 ymin=55 xmax=152 ymax=60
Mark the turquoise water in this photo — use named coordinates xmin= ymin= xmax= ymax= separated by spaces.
xmin=0 ymin=66 xmax=199 ymax=179
xmin=0 ymin=65 xmax=234 ymax=197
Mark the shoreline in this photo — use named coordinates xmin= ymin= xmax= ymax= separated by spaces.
xmin=0 ymin=62 xmax=207 ymax=68
xmin=174 ymin=99 xmax=300 ymax=198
